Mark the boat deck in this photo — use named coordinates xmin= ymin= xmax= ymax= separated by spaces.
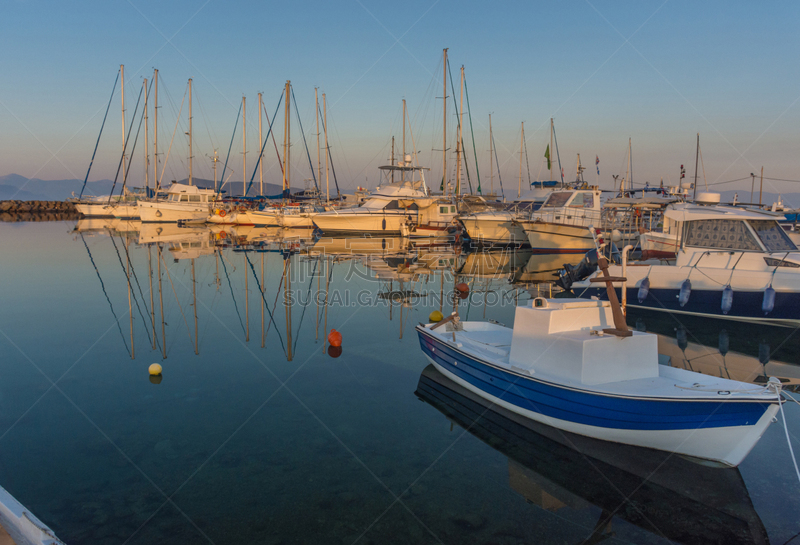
xmin=422 ymin=322 xmax=774 ymax=402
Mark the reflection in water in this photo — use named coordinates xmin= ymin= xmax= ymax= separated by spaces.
xmin=416 ymin=365 xmax=769 ymax=545
xmin=628 ymin=308 xmax=800 ymax=390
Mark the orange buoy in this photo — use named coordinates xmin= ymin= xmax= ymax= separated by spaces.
xmin=328 ymin=329 xmax=342 ymax=347
xmin=328 ymin=345 xmax=343 ymax=358
xmin=456 ymin=282 xmax=470 ymax=299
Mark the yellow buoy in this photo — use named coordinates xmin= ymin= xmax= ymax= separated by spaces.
xmin=429 ymin=310 xmax=444 ymax=323
xmin=149 ymin=363 xmax=163 ymax=376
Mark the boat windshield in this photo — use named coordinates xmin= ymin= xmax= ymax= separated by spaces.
xmin=682 ymin=219 xmax=761 ymax=251
xmin=748 ymin=220 xmax=797 ymax=252
xmin=540 ymin=192 xmax=572 ymax=208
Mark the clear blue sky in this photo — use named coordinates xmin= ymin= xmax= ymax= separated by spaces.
xmin=2 ymin=0 xmax=799 ymax=199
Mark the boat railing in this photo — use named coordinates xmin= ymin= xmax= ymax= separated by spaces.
xmin=531 ymin=207 xmax=603 ymax=227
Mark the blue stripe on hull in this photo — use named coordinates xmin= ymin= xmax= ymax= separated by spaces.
xmin=585 ymin=286 xmax=800 ymax=321
xmin=416 ymin=329 xmax=770 ymax=431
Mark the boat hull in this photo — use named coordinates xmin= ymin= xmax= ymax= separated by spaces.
xmin=138 ymin=201 xmax=211 ymax=223
xmin=312 ymin=210 xmax=415 ymax=235
xmin=519 ymin=221 xmax=594 ymax=253
xmin=460 ymin=214 xmax=527 ymax=246
xmin=416 ymin=326 xmax=778 ymax=467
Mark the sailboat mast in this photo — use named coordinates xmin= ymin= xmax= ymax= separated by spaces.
xmin=549 ymin=118 xmax=553 ymax=182
xmin=153 ymin=69 xmax=158 ymax=191
xmin=323 ymin=93 xmax=329 ymax=202
xmin=259 ymin=92 xmax=263 ymax=196
xmin=148 ymin=246 xmax=156 ymax=350
xmin=242 ymin=96 xmax=246 ymax=197
xmin=442 ymin=48 xmax=448 ymax=195
xmin=315 ymin=88 xmax=321 ymax=196
xmin=456 ymin=65 xmax=464 ymax=195
xmin=518 ymin=122 xmax=524 ymax=198
xmin=188 ymin=78 xmax=193 ymax=186
xmin=692 ymin=133 xmax=699 ymax=201
xmin=285 ymin=256 xmax=293 ymax=362
xmin=629 ymin=137 xmax=633 ymax=191
xmin=127 ymin=236 xmax=134 ymax=360
xmin=391 ymin=136 xmax=395 ymax=184
xmin=144 ymin=78 xmax=149 ymax=193
xmin=283 ymin=81 xmax=291 ymax=197
xmin=121 ymin=64 xmax=126 ymax=182
xmin=402 ymin=98 xmax=406 ymax=160
xmin=489 ymin=114 xmax=493 ymax=196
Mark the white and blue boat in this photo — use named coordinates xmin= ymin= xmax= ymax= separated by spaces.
xmin=416 ymin=287 xmax=782 ymax=467
xmin=570 ymin=203 xmax=800 ymax=324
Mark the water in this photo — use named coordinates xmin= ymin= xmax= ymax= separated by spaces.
xmin=0 ymin=220 xmax=798 ymax=544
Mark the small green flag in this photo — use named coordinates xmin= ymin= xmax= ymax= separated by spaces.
xmin=440 ymin=176 xmax=444 ymax=191
xmin=544 ymin=145 xmax=551 ymax=170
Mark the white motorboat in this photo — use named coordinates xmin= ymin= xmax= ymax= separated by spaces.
xmin=516 ymin=188 xmax=603 ymax=253
xmin=570 ymin=204 xmax=800 ymax=323
xmin=138 ymin=183 xmax=218 ymax=223
xmin=313 ymin=163 xmax=429 ymax=235
xmin=459 ymin=188 xmax=553 ymax=246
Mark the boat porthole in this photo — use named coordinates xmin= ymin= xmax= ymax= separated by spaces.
xmin=718 ymin=391 xmax=731 ymax=395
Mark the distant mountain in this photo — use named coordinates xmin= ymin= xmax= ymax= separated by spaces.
xmin=0 ymin=174 xmax=301 ymax=200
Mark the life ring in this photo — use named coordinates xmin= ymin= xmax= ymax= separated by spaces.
xmin=239 ymin=206 xmax=247 ymax=213
xmin=219 ymin=209 xmax=227 ymax=217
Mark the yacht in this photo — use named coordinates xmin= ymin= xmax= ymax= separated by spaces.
xmin=312 ymin=162 xmax=429 ymax=235
xmin=570 ymin=204 xmax=800 ymax=323
xmin=138 ymin=183 xmax=218 ymax=223
xmin=459 ymin=187 xmax=554 ymax=246
xmin=516 ymin=188 xmax=602 ymax=252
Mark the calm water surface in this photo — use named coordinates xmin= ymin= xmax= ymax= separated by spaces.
xmin=0 ymin=220 xmax=798 ymax=544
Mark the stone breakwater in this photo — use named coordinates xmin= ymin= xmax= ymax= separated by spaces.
xmin=0 ymin=200 xmax=80 ymax=222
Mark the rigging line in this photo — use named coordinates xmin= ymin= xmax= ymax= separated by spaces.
xmin=217 ymin=248 xmax=246 ymax=336
xmin=158 ymin=82 xmax=187 ymax=190
xmin=107 ymin=231 xmax=155 ymax=347
xmin=446 ymin=59 xmax=472 ymax=194
xmin=290 ymin=87 xmax=320 ymax=193
xmin=708 ymin=177 xmax=752 ymax=186
xmin=292 ymin=258 xmax=318 ymax=355
xmin=491 ymin=128 xmax=505 ymax=201
xmin=120 ymin=78 xmax=154 ymax=197
xmin=193 ymin=86 xmax=220 ymax=152
xmin=523 ymin=130 xmax=532 ymax=187
xmin=552 ymin=122 xmax=565 ymax=185
xmin=265 ymin=269 xmax=284 ymax=338
xmin=263 ymin=103 xmax=284 ymax=176
xmin=217 ymin=101 xmax=242 ymax=196
xmin=246 ymin=92 xmax=284 ymax=196
xmin=119 ymin=233 xmax=161 ymax=350
xmin=158 ymin=250 xmax=195 ymax=351
xmin=79 ymin=233 xmax=131 ymax=356
xmin=107 ymin=82 xmax=144 ymax=203
xmin=244 ymin=252 xmax=287 ymax=355
xmin=463 ymin=76 xmax=482 ymax=193
xmin=80 ymin=70 xmax=120 ymax=199
xmin=317 ymin=102 xmax=341 ymax=196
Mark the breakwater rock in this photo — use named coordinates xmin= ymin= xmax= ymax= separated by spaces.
xmin=0 ymin=200 xmax=80 ymax=222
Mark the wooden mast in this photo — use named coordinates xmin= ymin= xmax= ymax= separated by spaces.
xmin=242 ymin=96 xmax=246 ymax=197
xmin=442 ymin=48 xmax=448 ymax=195
xmin=402 ymin=98 xmax=406 ymax=162
xmin=192 ymin=258 xmax=199 ymax=355
xmin=188 ymin=78 xmax=193 ymax=186
xmin=259 ymin=92 xmax=263 ymax=196
xmin=153 ymin=69 xmax=158 ymax=191
xmin=121 ymin=65 xmax=126 ymax=181
xmin=518 ymin=122 xmax=524 ymax=198
xmin=157 ymin=244 xmax=166 ymax=359
xmin=489 ymin=114 xmax=493 ymax=197
xmin=456 ymin=65 xmax=464 ymax=195
xmin=283 ymin=81 xmax=291 ymax=199
xmin=323 ymin=92 xmax=329 ymax=202
xmin=549 ymin=118 xmax=553 ymax=182
xmin=315 ymin=88 xmax=321 ymax=197
xmin=144 ymin=78 xmax=149 ymax=194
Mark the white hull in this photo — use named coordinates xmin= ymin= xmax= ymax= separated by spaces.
xmin=138 ymin=201 xmax=211 ymax=223
xmin=313 ymin=210 xmax=416 ymax=234
xmin=520 ymin=221 xmax=594 ymax=252
xmin=461 ymin=213 xmax=527 ymax=245
xmin=430 ymin=360 xmax=778 ymax=467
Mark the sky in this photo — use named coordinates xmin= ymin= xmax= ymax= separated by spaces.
xmin=2 ymin=0 xmax=800 ymax=200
